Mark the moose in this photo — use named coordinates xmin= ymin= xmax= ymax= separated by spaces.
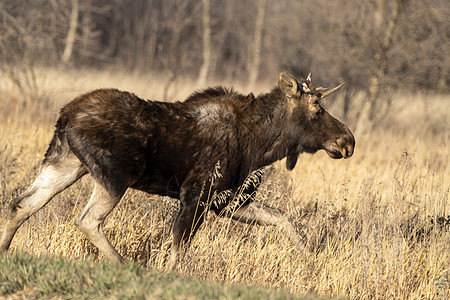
xmin=0 ymin=72 xmax=354 ymax=269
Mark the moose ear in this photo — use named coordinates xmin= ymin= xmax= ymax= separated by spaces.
xmin=278 ymin=72 xmax=299 ymax=97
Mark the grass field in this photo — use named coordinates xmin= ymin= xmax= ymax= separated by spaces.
xmin=0 ymin=69 xmax=449 ymax=299
xmin=1 ymin=252 xmax=328 ymax=299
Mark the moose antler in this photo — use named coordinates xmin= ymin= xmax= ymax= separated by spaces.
xmin=310 ymin=82 xmax=345 ymax=102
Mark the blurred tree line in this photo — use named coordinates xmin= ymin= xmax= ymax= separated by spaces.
xmin=0 ymin=0 xmax=448 ymax=119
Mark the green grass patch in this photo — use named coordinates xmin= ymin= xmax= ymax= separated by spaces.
xmin=0 ymin=252 xmax=328 ymax=299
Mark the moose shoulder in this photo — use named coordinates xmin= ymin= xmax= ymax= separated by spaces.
xmin=0 ymin=72 xmax=355 ymax=269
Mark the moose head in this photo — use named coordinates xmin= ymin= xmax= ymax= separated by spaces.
xmin=278 ymin=72 xmax=355 ymax=170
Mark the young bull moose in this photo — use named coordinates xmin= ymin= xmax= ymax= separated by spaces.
xmin=0 ymin=73 xmax=354 ymax=269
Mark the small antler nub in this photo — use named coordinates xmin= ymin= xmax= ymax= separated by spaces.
xmin=310 ymin=82 xmax=345 ymax=102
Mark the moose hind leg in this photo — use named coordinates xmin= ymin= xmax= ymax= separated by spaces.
xmin=0 ymin=155 xmax=86 ymax=251
xmin=75 ymin=182 xmax=126 ymax=263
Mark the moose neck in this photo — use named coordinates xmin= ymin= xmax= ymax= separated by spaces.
xmin=240 ymin=88 xmax=297 ymax=171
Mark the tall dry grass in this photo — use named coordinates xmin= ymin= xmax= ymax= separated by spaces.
xmin=0 ymin=68 xmax=448 ymax=298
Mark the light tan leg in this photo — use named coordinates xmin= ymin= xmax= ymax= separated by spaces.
xmin=74 ymin=182 xmax=126 ymax=263
xmin=167 ymin=246 xmax=179 ymax=272
xmin=227 ymin=201 xmax=304 ymax=247
xmin=0 ymin=156 xmax=86 ymax=251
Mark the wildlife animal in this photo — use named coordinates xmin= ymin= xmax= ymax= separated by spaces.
xmin=0 ymin=72 xmax=354 ymax=269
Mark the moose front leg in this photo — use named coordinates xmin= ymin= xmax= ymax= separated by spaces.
xmin=227 ymin=201 xmax=304 ymax=247
xmin=167 ymin=185 xmax=206 ymax=271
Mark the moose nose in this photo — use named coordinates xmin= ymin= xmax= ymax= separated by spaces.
xmin=337 ymin=135 xmax=355 ymax=159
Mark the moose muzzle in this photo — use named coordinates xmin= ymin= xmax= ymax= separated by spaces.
xmin=336 ymin=134 xmax=354 ymax=159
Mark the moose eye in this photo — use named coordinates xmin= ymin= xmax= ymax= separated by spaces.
xmin=314 ymin=111 xmax=321 ymax=119
xmin=312 ymin=107 xmax=323 ymax=120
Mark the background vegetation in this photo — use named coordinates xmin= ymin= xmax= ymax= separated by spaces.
xmin=0 ymin=0 xmax=449 ymax=299
xmin=0 ymin=0 xmax=449 ymax=116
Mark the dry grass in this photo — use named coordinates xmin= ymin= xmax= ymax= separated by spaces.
xmin=0 ymin=68 xmax=448 ymax=299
